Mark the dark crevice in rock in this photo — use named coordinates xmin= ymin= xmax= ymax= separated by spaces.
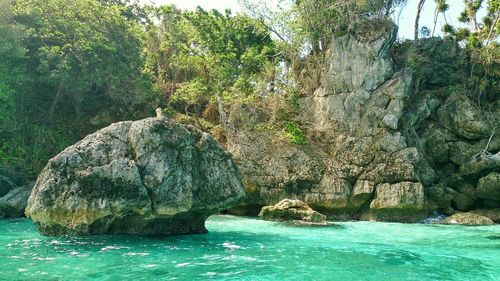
xmin=284 ymin=180 xmax=318 ymax=195
xmin=135 ymin=154 xmax=157 ymax=216
xmin=223 ymin=204 xmax=264 ymax=216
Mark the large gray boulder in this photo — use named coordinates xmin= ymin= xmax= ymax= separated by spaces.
xmin=26 ymin=117 xmax=244 ymax=236
xmin=0 ymin=184 xmax=32 ymax=219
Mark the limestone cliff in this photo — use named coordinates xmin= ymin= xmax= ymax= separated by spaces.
xmin=225 ymin=20 xmax=499 ymax=222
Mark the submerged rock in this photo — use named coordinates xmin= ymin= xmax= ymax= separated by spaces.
xmin=26 ymin=117 xmax=244 ymax=236
xmin=259 ymin=199 xmax=327 ymax=223
xmin=442 ymin=212 xmax=494 ymax=225
xmin=0 ymin=184 xmax=32 ymax=219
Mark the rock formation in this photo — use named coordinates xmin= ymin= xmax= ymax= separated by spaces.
xmin=442 ymin=212 xmax=494 ymax=225
xmin=259 ymin=199 xmax=327 ymax=223
xmin=0 ymin=184 xmax=32 ymax=219
xmin=0 ymin=168 xmax=28 ymax=198
xmin=26 ymin=117 xmax=244 ymax=235
xmin=224 ymin=19 xmax=499 ymax=222
xmin=470 ymin=209 xmax=500 ymax=223
xmin=16 ymin=19 xmax=498 ymax=225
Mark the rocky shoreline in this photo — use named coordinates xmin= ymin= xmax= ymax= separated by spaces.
xmin=1 ymin=20 xmax=498 ymax=233
xmin=224 ymin=21 xmax=499 ymax=222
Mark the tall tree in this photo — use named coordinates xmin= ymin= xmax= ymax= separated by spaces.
xmin=0 ymin=0 xmax=154 ymax=177
xmin=432 ymin=0 xmax=449 ymax=36
xmin=0 ymin=0 xmax=27 ymax=150
xmin=414 ymin=0 xmax=427 ymax=40
xmin=14 ymin=0 xmax=151 ymax=120
xmin=143 ymin=5 xmax=276 ymax=109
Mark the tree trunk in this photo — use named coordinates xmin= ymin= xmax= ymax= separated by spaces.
xmin=49 ymin=83 xmax=63 ymax=120
xmin=414 ymin=0 xmax=426 ymax=40
xmin=465 ymin=0 xmax=480 ymax=32
xmin=431 ymin=5 xmax=439 ymax=37
xmin=485 ymin=16 xmax=499 ymax=45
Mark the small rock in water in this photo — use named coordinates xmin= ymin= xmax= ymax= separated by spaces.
xmin=259 ymin=199 xmax=327 ymax=224
xmin=469 ymin=208 xmax=500 ymax=223
xmin=441 ymin=212 xmax=494 ymax=225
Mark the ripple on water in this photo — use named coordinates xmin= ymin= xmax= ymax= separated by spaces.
xmin=222 ymin=242 xmax=241 ymax=250
xmin=0 ymin=216 xmax=499 ymax=281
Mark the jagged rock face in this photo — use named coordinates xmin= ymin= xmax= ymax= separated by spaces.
xmin=327 ymin=20 xmax=396 ymax=93
xmin=226 ymin=19 xmax=499 ymax=222
xmin=0 ymin=184 xmax=32 ymax=219
xmin=369 ymin=182 xmax=426 ymax=221
xmin=259 ymin=199 xmax=327 ymax=223
xmin=477 ymin=172 xmax=500 ymax=200
xmin=26 ymin=117 xmax=244 ymax=235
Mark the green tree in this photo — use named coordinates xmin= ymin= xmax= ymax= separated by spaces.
xmin=0 ymin=0 xmax=154 ymax=178
xmin=144 ymin=5 xmax=275 ymax=111
xmin=241 ymin=0 xmax=408 ymax=96
xmin=14 ymin=0 xmax=152 ymax=120
xmin=442 ymin=0 xmax=499 ymax=77
xmin=0 ymin=0 xmax=26 ymax=168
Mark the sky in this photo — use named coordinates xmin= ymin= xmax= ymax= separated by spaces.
xmin=139 ymin=0 xmax=479 ymax=40
xmin=140 ymin=0 xmax=241 ymax=12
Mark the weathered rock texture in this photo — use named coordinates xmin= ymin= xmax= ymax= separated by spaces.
xmin=442 ymin=212 xmax=494 ymax=225
xmin=26 ymin=117 xmax=244 ymax=235
xmin=259 ymin=199 xmax=327 ymax=223
xmin=224 ymin=20 xmax=499 ymax=222
xmin=0 ymin=184 xmax=32 ymax=219
xmin=470 ymin=208 xmax=500 ymax=223
xmin=0 ymin=168 xmax=28 ymax=198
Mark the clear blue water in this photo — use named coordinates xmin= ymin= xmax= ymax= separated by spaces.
xmin=0 ymin=215 xmax=499 ymax=281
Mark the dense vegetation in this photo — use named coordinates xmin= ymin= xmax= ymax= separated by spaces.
xmin=0 ymin=0 xmax=498 ymax=182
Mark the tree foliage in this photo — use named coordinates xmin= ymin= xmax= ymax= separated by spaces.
xmin=294 ymin=0 xmax=407 ymax=52
xmin=14 ymin=0 xmax=152 ymax=118
xmin=143 ymin=6 xmax=275 ymax=111
xmin=0 ymin=0 xmax=26 ymax=131
xmin=442 ymin=0 xmax=499 ymax=77
xmin=0 ymin=0 xmax=153 ymax=177
xmin=0 ymin=0 xmax=497 ymax=179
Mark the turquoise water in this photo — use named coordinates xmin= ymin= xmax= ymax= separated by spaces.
xmin=0 ymin=216 xmax=499 ymax=281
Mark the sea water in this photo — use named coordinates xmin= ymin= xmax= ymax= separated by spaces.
xmin=0 ymin=215 xmax=499 ymax=280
